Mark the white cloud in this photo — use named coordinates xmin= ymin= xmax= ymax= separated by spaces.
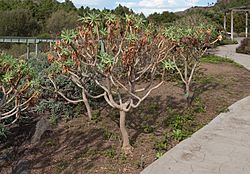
xmin=59 ymin=0 xmax=205 ymax=16
xmin=168 ymin=0 xmax=175 ymax=5
xmin=118 ymin=2 xmax=137 ymax=7
xmin=116 ymin=0 xmax=201 ymax=16
xmin=58 ymin=0 xmax=101 ymax=6
xmin=117 ymin=0 xmax=164 ymax=9
xmin=138 ymin=0 xmax=164 ymax=8
xmin=138 ymin=8 xmax=168 ymax=15
xmin=186 ymin=0 xmax=200 ymax=5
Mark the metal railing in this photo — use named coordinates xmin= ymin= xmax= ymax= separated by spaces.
xmin=0 ymin=36 xmax=60 ymax=58
xmin=0 ymin=36 xmax=59 ymax=44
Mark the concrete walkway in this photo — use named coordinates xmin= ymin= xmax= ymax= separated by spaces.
xmin=141 ymin=38 xmax=250 ymax=174
xmin=208 ymin=37 xmax=250 ymax=70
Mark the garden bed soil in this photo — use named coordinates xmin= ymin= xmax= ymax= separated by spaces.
xmin=1 ymin=62 xmax=250 ymax=174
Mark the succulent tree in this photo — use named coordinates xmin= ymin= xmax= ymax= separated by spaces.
xmin=47 ymin=16 xmax=104 ymax=120
xmin=0 ymin=54 xmax=39 ymax=125
xmin=163 ymin=24 xmax=221 ymax=105
xmin=49 ymin=13 xmax=175 ymax=153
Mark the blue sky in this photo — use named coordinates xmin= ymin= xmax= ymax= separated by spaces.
xmin=59 ymin=0 xmax=217 ymax=16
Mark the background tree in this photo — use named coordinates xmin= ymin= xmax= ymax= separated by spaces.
xmin=59 ymin=0 xmax=76 ymax=12
xmin=46 ymin=10 xmax=78 ymax=35
xmin=78 ymin=6 xmax=92 ymax=16
xmin=33 ymin=0 xmax=60 ymax=26
xmin=0 ymin=9 xmax=39 ymax=36
xmin=216 ymin=0 xmax=250 ymax=8
xmin=148 ymin=11 xmax=177 ymax=26
xmin=113 ymin=4 xmax=134 ymax=17
xmin=0 ymin=0 xmax=12 ymax=11
xmin=0 ymin=0 xmax=249 ymax=38
xmin=163 ymin=15 xmax=221 ymax=105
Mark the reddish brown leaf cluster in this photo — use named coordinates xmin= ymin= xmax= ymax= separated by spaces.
xmin=122 ymin=44 xmax=136 ymax=67
xmin=180 ymin=37 xmax=199 ymax=47
xmin=47 ymin=53 xmax=54 ymax=63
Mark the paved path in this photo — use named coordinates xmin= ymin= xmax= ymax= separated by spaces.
xmin=208 ymin=37 xmax=250 ymax=70
xmin=141 ymin=38 xmax=250 ymax=174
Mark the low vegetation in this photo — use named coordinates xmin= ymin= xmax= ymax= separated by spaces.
xmin=236 ymin=38 xmax=250 ymax=55
xmin=201 ymin=55 xmax=243 ymax=67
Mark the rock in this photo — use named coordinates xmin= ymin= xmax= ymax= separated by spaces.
xmin=11 ymin=159 xmax=31 ymax=174
xmin=0 ymin=91 xmax=5 ymax=107
xmin=31 ymin=118 xmax=51 ymax=144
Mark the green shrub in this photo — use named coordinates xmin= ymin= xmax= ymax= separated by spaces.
xmin=55 ymin=161 xmax=69 ymax=174
xmin=0 ymin=54 xmax=39 ymax=126
xmin=0 ymin=124 xmax=7 ymax=141
xmin=155 ymin=151 xmax=164 ymax=159
xmin=193 ymin=97 xmax=206 ymax=113
xmin=238 ymin=32 xmax=250 ymax=38
xmin=201 ymin=55 xmax=234 ymax=64
xmin=165 ymin=114 xmax=193 ymax=130
xmin=236 ymin=38 xmax=250 ymax=55
xmin=36 ymin=32 xmax=51 ymax=39
xmin=2 ymin=44 xmax=29 ymax=58
xmin=218 ymin=38 xmax=238 ymax=45
xmin=28 ymin=53 xmax=85 ymax=122
xmin=201 ymin=55 xmax=243 ymax=67
xmin=154 ymin=140 xmax=168 ymax=151
xmin=142 ymin=124 xmax=154 ymax=133
xmin=104 ymin=146 xmax=117 ymax=159
xmin=172 ymin=129 xmax=189 ymax=141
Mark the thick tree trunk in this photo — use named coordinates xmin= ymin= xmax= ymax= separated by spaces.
xmin=119 ymin=110 xmax=132 ymax=154
xmin=82 ymin=91 xmax=92 ymax=120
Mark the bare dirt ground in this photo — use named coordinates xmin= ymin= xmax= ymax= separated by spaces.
xmin=1 ymin=62 xmax=250 ymax=174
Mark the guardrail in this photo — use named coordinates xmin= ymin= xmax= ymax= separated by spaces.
xmin=0 ymin=36 xmax=59 ymax=44
xmin=0 ymin=36 xmax=60 ymax=58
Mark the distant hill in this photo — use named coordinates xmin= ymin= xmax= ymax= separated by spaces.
xmin=176 ymin=0 xmax=250 ymax=16
xmin=174 ymin=0 xmax=250 ymax=35
xmin=175 ymin=6 xmax=212 ymax=16
xmin=217 ymin=0 xmax=231 ymax=4
xmin=216 ymin=0 xmax=250 ymax=8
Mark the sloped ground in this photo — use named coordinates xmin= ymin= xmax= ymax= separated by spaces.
xmin=141 ymin=40 xmax=250 ymax=174
xmin=1 ymin=61 xmax=250 ymax=174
